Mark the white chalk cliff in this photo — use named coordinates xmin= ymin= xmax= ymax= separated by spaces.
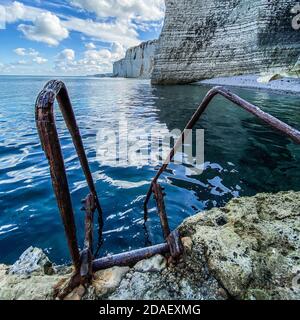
xmin=113 ymin=40 xmax=157 ymax=79
xmin=152 ymin=0 xmax=300 ymax=84
xmin=112 ymin=1 xmax=300 ymax=84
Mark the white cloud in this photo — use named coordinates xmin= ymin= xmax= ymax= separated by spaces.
xmin=33 ymin=56 xmax=48 ymax=64
xmin=4 ymin=1 xmax=42 ymax=23
xmin=14 ymin=48 xmax=26 ymax=56
xmin=2 ymin=1 xmax=164 ymax=51
xmin=2 ymin=2 xmax=68 ymax=46
xmin=65 ymin=0 xmax=165 ymax=47
xmin=70 ymin=0 xmax=165 ymax=22
xmin=14 ymin=48 xmax=39 ymax=57
xmin=111 ymin=42 xmax=126 ymax=58
xmin=28 ymin=48 xmax=39 ymax=56
xmin=13 ymin=47 xmax=48 ymax=65
xmin=62 ymin=17 xmax=139 ymax=48
xmin=0 ymin=5 xmax=5 ymax=29
xmin=55 ymin=42 xmax=125 ymax=74
xmin=85 ymin=42 xmax=96 ymax=49
xmin=18 ymin=12 xmax=69 ymax=46
xmin=57 ymin=49 xmax=75 ymax=61
xmin=1 ymin=1 xmax=165 ymax=75
xmin=0 ymin=59 xmax=51 ymax=74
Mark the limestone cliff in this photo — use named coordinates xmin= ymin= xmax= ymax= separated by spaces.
xmin=113 ymin=40 xmax=157 ymax=79
xmin=152 ymin=0 xmax=300 ymax=84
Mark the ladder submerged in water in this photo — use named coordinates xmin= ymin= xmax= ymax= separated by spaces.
xmin=35 ymin=80 xmax=300 ymax=298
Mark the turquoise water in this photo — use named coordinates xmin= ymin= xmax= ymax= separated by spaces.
xmin=0 ymin=76 xmax=299 ymax=265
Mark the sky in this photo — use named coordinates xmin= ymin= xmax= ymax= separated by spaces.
xmin=0 ymin=0 xmax=165 ymax=75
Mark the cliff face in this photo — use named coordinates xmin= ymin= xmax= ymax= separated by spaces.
xmin=113 ymin=40 xmax=157 ymax=79
xmin=152 ymin=0 xmax=300 ymax=84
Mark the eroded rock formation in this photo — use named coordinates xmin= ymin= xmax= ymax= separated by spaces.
xmin=113 ymin=40 xmax=157 ymax=79
xmin=152 ymin=0 xmax=300 ymax=84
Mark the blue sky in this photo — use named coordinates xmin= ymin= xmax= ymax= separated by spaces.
xmin=0 ymin=0 xmax=165 ymax=75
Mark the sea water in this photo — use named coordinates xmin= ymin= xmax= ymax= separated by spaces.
xmin=0 ymin=76 xmax=299 ymax=265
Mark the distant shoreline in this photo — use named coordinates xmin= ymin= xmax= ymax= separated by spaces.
xmin=196 ymin=75 xmax=300 ymax=94
xmin=1 ymin=74 xmax=300 ymax=95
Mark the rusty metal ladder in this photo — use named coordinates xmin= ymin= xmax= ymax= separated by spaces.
xmin=35 ymin=81 xmax=300 ymax=297
xmin=35 ymin=80 xmax=183 ymax=298
xmin=144 ymin=86 xmax=300 ymax=215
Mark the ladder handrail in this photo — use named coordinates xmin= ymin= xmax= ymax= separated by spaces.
xmin=144 ymin=86 xmax=300 ymax=216
xmin=35 ymin=80 xmax=103 ymax=272
xmin=35 ymin=82 xmax=300 ymax=297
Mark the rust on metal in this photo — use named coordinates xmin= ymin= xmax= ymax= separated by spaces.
xmin=152 ymin=182 xmax=171 ymax=239
xmin=35 ymin=80 xmax=185 ymax=299
xmin=92 ymin=243 xmax=170 ymax=271
xmin=167 ymin=230 xmax=184 ymax=259
xmin=80 ymin=193 xmax=96 ymax=281
xmin=144 ymin=86 xmax=300 ymax=217
xmin=35 ymin=80 xmax=103 ymax=272
xmin=92 ymin=230 xmax=184 ymax=271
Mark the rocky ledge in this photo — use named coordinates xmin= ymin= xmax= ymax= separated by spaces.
xmin=1 ymin=191 xmax=299 ymax=300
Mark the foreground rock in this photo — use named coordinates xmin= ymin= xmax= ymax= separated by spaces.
xmin=179 ymin=191 xmax=300 ymax=299
xmin=9 ymin=247 xmax=54 ymax=276
xmin=0 ymin=191 xmax=299 ymax=300
xmin=106 ymin=254 xmax=224 ymax=300
xmin=152 ymin=0 xmax=300 ymax=84
xmin=0 ymin=263 xmax=70 ymax=300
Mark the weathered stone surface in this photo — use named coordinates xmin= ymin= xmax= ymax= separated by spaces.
xmin=0 ymin=274 xmax=67 ymax=300
xmin=92 ymin=266 xmax=130 ymax=298
xmin=134 ymin=255 xmax=167 ymax=273
xmin=53 ymin=265 xmax=73 ymax=275
xmin=108 ymin=264 xmax=223 ymax=300
xmin=0 ymin=264 xmax=8 ymax=277
xmin=64 ymin=285 xmax=86 ymax=301
xmin=181 ymin=237 xmax=193 ymax=252
xmin=106 ymin=239 xmax=225 ymax=300
xmin=9 ymin=247 xmax=54 ymax=276
xmin=152 ymin=0 xmax=300 ymax=84
xmin=113 ymin=40 xmax=157 ymax=79
xmin=179 ymin=191 xmax=300 ymax=299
